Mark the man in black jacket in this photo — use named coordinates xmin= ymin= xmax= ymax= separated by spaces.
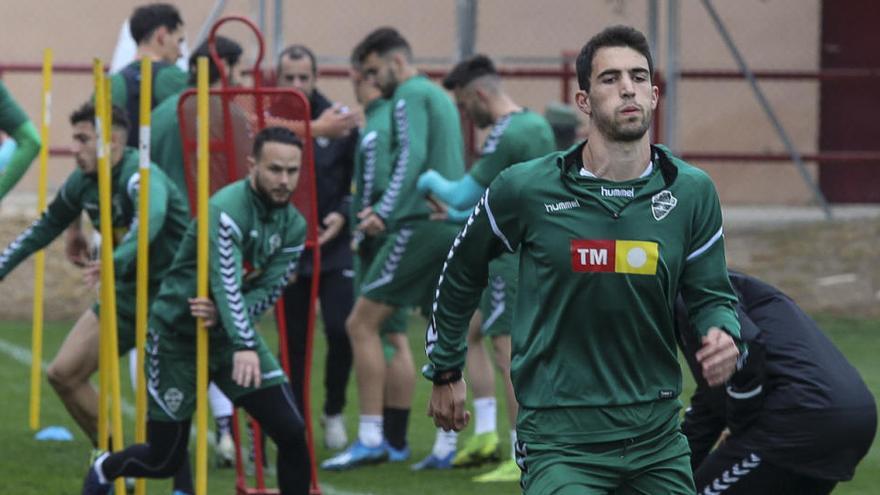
xmin=277 ymin=44 xmax=358 ymax=450
xmin=676 ymin=271 xmax=877 ymax=495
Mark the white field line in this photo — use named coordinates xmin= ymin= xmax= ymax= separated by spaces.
xmin=0 ymin=335 xmax=370 ymax=495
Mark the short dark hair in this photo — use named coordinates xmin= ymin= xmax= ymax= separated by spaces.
xmin=129 ymin=3 xmax=183 ymax=45
xmin=576 ymin=25 xmax=653 ymax=92
xmin=70 ymin=101 xmax=131 ymax=132
xmin=355 ymin=27 xmax=411 ymax=64
xmin=252 ymin=126 xmax=303 ymax=159
xmin=349 ymin=42 xmax=364 ymax=69
xmin=278 ymin=44 xmax=317 ymax=75
xmin=188 ymin=35 xmax=243 ymax=86
xmin=443 ymin=54 xmax=498 ymax=90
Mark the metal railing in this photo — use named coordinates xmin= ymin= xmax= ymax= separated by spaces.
xmin=3 ymin=58 xmax=879 ymax=167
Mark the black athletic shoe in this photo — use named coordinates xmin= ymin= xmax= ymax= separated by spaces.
xmin=81 ymin=465 xmax=111 ymax=495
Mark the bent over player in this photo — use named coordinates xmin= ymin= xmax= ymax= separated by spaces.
xmin=676 ymin=271 xmax=877 ymax=495
xmin=426 ymin=26 xmax=742 ymax=494
xmin=82 ymin=127 xmax=311 ymax=495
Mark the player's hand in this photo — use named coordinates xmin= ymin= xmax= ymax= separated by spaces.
xmin=65 ymin=224 xmax=90 ymax=267
xmin=428 ymin=378 xmax=470 ymax=432
xmin=188 ymin=297 xmax=218 ymax=328
xmin=318 ymin=212 xmax=346 ymax=245
xmin=232 ymin=350 xmax=261 ymax=388
xmin=312 ymin=104 xmax=358 ymax=139
xmin=696 ymin=327 xmax=740 ymax=387
xmin=426 ymin=196 xmax=448 ymax=221
xmin=357 ymin=207 xmax=386 ymax=236
xmin=82 ymin=261 xmax=101 ymax=289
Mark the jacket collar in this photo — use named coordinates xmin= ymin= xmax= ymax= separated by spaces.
xmin=558 ymin=140 xmax=679 ymax=189
xmin=244 ymin=179 xmax=285 ymax=221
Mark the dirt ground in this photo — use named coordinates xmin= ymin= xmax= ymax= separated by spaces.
xmin=0 ymin=210 xmax=878 ymax=321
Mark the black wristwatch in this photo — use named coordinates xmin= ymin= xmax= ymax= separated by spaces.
xmin=432 ymin=369 xmax=462 ymax=386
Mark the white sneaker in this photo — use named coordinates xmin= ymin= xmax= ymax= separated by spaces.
xmin=216 ymin=431 xmax=235 ymax=468
xmin=322 ymin=414 xmax=348 ymax=450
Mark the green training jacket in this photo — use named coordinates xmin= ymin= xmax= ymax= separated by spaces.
xmin=149 ymin=179 xmax=307 ymax=351
xmin=468 ymin=109 xmax=556 ymax=188
xmin=426 ymin=143 xmax=741 ymax=443
xmin=0 ymin=147 xmax=189 ymax=283
xmin=374 ymin=75 xmax=464 ymax=227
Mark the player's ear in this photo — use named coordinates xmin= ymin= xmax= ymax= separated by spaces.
xmin=575 ymin=90 xmax=591 ymax=117
xmin=153 ymin=25 xmax=168 ymax=47
xmin=475 ymin=86 xmax=490 ymax=104
xmin=110 ymin=127 xmax=127 ymax=149
xmin=392 ymin=51 xmax=406 ymax=72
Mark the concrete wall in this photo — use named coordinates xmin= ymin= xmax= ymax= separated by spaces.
xmin=0 ymin=0 xmax=821 ymax=205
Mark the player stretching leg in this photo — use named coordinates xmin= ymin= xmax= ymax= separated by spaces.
xmin=82 ymin=127 xmax=312 ymax=495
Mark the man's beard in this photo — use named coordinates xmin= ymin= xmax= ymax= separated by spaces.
xmin=593 ymin=104 xmax=652 ymax=143
xmin=473 ymin=110 xmax=494 ymax=129
xmin=254 ymin=177 xmax=292 ymax=207
xmin=379 ymin=70 xmax=398 ymax=99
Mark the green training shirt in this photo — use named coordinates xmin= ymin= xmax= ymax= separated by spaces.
xmin=426 ymin=143 xmax=741 ymax=443
xmin=0 ymin=147 xmax=189 ymax=282
xmin=352 ymin=98 xmax=393 ymax=221
xmin=149 ymin=179 xmax=307 ymax=351
xmin=352 ymin=98 xmax=393 ymax=255
xmin=150 ymin=92 xmax=187 ymax=211
xmin=468 ymin=109 xmax=556 ymax=188
xmin=110 ymin=61 xmax=188 ymax=111
xmin=374 ymin=75 xmax=464 ymax=227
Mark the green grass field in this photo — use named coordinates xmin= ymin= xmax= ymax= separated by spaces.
xmin=0 ymin=313 xmax=876 ymax=494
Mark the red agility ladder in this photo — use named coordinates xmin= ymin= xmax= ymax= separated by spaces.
xmin=177 ymin=15 xmax=322 ymax=495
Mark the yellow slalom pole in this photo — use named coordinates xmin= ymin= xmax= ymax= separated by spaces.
xmin=134 ymin=56 xmax=152 ymax=495
xmin=29 ymin=48 xmax=52 ymax=431
xmin=195 ymin=56 xmax=210 ymax=495
xmin=93 ymin=61 xmax=109 ymax=453
xmin=97 ymin=65 xmax=127 ymax=495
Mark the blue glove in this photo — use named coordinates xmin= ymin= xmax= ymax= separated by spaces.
xmin=417 ymin=170 xmax=484 ymax=210
xmin=445 ymin=206 xmax=472 ymax=224
xmin=0 ymin=137 xmax=17 ymax=173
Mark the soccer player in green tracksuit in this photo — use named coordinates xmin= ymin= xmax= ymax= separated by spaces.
xmin=0 ymin=101 xmax=193 ymax=491
xmin=322 ymin=27 xmax=466 ymax=470
xmin=412 ymin=54 xmax=556 ymax=478
xmin=111 ymin=3 xmax=187 ymax=149
xmin=348 ymin=65 xmax=415 ymax=460
xmin=0 ymin=80 xmax=41 ymax=203
xmin=150 ymin=35 xmax=246 ymax=468
xmin=426 ymin=26 xmax=743 ymax=494
xmin=83 ymin=127 xmax=312 ymax=495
